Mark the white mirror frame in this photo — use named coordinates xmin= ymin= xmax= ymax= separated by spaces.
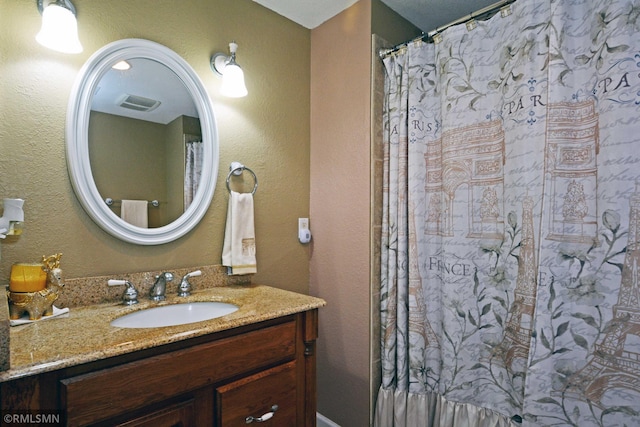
xmin=67 ymin=39 xmax=219 ymax=245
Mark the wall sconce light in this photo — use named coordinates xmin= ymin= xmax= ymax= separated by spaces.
xmin=210 ymin=42 xmax=248 ymax=98
xmin=0 ymin=199 xmax=25 ymax=239
xmin=36 ymin=0 xmax=83 ymax=54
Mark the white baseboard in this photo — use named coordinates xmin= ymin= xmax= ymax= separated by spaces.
xmin=317 ymin=412 xmax=341 ymax=427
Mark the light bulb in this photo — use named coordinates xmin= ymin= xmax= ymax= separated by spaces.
xmin=36 ymin=3 xmax=83 ymax=54
xmin=220 ymin=63 xmax=248 ymax=98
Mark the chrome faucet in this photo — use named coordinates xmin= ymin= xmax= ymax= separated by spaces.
xmin=149 ymin=272 xmax=174 ymax=301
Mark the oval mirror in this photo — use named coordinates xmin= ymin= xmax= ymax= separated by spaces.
xmin=67 ymin=39 xmax=218 ymax=245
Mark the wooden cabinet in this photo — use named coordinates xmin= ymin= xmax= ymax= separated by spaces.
xmin=0 ymin=310 xmax=319 ymax=427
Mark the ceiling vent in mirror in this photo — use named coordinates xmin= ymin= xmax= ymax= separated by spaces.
xmin=118 ymin=94 xmax=161 ymax=112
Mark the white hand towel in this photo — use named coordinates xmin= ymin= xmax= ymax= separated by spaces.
xmin=120 ymin=199 xmax=148 ymax=228
xmin=222 ymin=191 xmax=257 ymax=275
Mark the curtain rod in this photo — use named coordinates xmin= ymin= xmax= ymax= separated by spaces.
xmin=378 ymin=0 xmax=516 ymax=59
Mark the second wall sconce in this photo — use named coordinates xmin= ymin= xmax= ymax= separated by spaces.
xmin=210 ymin=41 xmax=248 ymax=98
xmin=0 ymin=198 xmax=25 ymax=239
xmin=36 ymin=0 xmax=83 ymax=54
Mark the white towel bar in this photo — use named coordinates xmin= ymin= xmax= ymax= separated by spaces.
xmin=105 ymin=198 xmax=159 ymax=207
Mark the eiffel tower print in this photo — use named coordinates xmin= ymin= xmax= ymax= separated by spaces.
xmin=409 ymin=200 xmax=439 ymax=350
xmin=492 ymin=196 xmax=537 ymax=374
xmin=564 ymin=188 xmax=640 ymax=405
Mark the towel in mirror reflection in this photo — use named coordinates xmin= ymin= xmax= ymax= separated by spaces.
xmin=121 ymin=200 xmax=148 ymax=228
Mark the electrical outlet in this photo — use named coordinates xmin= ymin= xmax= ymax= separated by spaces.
xmin=299 ymin=218 xmax=309 ymax=230
xmin=298 ymin=218 xmax=311 ymax=244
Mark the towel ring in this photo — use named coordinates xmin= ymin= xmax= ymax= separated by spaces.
xmin=226 ymin=162 xmax=258 ymax=195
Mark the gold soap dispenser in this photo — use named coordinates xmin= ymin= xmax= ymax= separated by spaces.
xmin=7 ymin=254 xmax=65 ymax=321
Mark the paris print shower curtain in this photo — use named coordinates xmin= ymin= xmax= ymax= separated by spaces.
xmin=376 ymin=0 xmax=640 ymax=425
xmin=184 ymin=139 xmax=203 ymax=210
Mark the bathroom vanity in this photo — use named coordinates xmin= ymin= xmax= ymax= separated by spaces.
xmin=0 ymin=284 xmax=324 ymax=426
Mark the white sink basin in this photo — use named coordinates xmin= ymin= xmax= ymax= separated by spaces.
xmin=110 ymin=302 xmax=239 ymax=328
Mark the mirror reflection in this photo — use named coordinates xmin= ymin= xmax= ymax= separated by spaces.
xmin=88 ymin=58 xmax=201 ymax=228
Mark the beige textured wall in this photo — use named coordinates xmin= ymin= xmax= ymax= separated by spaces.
xmin=310 ymin=1 xmax=421 ymax=425
xmin=311 ymin=2 xmax=373 ymax=425
xmin=0 ymin=0 xmax=310 ymax=294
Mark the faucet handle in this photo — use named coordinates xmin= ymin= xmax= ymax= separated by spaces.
xmin=178 ymin=270 xmax=202 ymax=297
xmin=108 ymin=279 xmax=139 ymax=305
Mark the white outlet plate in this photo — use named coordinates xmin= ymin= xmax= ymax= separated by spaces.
xmin=299 ymin=218 xmax=309 ymax=230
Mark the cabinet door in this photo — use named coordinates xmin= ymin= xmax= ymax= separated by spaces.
xmin=217 ymin=361 xmax=297 ymax=426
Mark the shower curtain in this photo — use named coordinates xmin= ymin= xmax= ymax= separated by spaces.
xmin=376 ymin=0 xmax=640 ymax=425
xmin=184 ymin=139 xmax=203 ymax=209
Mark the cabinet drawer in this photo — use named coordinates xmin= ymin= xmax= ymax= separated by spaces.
xmin=110 ymin=396 xmax=196 ymax=427
xmin=217 ymin=361 xmax=297 ymax=427
xmin=61 ymin=320 xmax=296 ymax=426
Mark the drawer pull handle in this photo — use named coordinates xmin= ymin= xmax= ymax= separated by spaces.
xmin=246 ymin=405 xmax=278 ymax=423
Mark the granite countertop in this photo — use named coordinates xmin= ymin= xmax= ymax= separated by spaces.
xmin=0 ymin=284 xmax=325 ymax=382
